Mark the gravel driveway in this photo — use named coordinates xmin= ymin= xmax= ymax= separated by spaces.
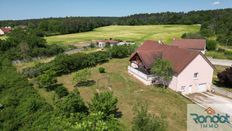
xmin=207 ymin=57 xmax=232 ymax=66
xmin=187 ymin=92 xmax=232 ymax=116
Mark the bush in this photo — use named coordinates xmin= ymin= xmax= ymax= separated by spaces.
xmin=217 ymin=67 xmax=232 ymax=87
xmin=206 ymin=40 xmax=218 ymax=51
xmin=89 ymin=92 xmax=118 ymax=118
xmin=98 ymin=67 xmax=105 ymax=73
xmin=56 ymin=90 xmax=88 ymax=116
xmin=181 ymin=32 xmax=204 ymax=39
xmin=108 ymin=45 xmax=136 ymax=58
xmin=55 ymin=85 xmax=69 ymax=98
xmin=132 ymin=103 xmax=167 ymax=131
xmin=36 ymin=70 xmax=57 ymax=91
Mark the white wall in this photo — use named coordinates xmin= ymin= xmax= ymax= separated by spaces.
xmin=175 ymin=55 xmax=214 ymax=94
xmin=0 ymin=29 xmax=4 ymax=35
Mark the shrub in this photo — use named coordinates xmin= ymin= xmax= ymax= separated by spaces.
xmin=89 ymin=92 xmax=118 ymax=118
xmin=217 ymin=67 xmax=232 ymax=87
xmin=98 ymin=67 xmax=105 ymax=73
xmin=206 ymin=40 xmax=218 ymax=51
xmin=181 ymin=32 xmax=204 ymax=39
xmin=73 ymin=68 xmax=91 ymax=86
xmin=36 ymin=70 xmax=57 ymax=91
xmin=108 ymin=45 xmax=136 ymax=58
xmin=55 ymin=85 xmax=69 ymax=98
xmin=56 ymin=90 xmax=88 ymax=116
xmin=132 ymin=103 xmax=167 ymax=131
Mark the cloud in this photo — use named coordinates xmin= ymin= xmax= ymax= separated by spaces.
xmin=212 ymin=1 xmax=221 ymax=6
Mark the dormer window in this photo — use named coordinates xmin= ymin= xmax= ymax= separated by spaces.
xmin=194 ymin=73 xmax=198 ymax=79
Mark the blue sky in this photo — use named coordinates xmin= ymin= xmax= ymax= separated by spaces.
xmin=0 ymin=0 xmax=231 ymax=20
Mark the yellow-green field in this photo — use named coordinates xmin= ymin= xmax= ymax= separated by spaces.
xmin=46 ymin=25 xmax=200 ymax=44
xmin=57 ymin=58 xmax=192 ymax=131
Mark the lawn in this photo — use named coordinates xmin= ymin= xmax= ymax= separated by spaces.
xmin=57 ymin=58 xmax=192 ymax=131
xmin=46 ymin=25 xmax=200 ymax=45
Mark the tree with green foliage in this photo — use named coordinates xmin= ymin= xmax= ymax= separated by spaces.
xmin=56 ymin=90 xmax=88 ymax=116
xmin=55 ymin=85 xmax=69 ymax=98
xmin=73 ymin=68 xmax=91 ymax=85
xmin=151 ymin=58 xmax=173 ymax=87
xmin=89 ymin=92 xmax=118 ymax=119
xmin=98 ymin=67 xmax=106 ymax=73
xmin=36 ymin=70 xmax=57 ymax=91
xmin=206 ymin=40 xmax=218 ymax=51
xmin=132 ymin=103 xmax=167 ymax=131
xmin=181 ymin=32 xmax=204 ymax=39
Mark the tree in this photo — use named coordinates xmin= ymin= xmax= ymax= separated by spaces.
xmin=55 ymin=85 xmax=69 ymax=98
xmin=56 ymin=90 xmax=88 ymax=116
xmin=132 ymin=103 xmax=167 ymax=131
xmin=217 ymin=67 xmax=232 ymax=87
xmin=36 ymin=70 xmax=57 ymax=91
xmin=181 ymin=32 xmax=204 ymax=39
xmin=73 ymin=68 xmax=91 ymax=86
xmin=98 ymin=67 xmax=106 ymax=73
xmin=150 ymin=58 xmax=173 ymax=87
xmin=206 ymin=40 xmax=218 ymax=51
xmin=88 ymin=92 xmax=118 ymax=119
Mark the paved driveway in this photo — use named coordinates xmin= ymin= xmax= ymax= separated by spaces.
xmin=207 ymin=57 xmax=232 ymax=66
xmin=187 ymin=92 xmax=232 ymax=116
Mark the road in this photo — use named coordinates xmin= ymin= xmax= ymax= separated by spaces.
xmin=187 ymin=92 xmax=232 ymax=116
xmin=207 ymin=57 xmax=232 ymax=66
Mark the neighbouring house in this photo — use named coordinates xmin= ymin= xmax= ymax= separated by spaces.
xmin=128 ymin=40 xmax=214 ymax=94
xmin=96 ymin=40 xmax=134 ymax=48
xmin=96 ymin=40 xmax=119 ymax=48
xmin=172 ymin=39 xmax=206 ymax=54
xmin=0 ymin=26 xmax=12 ymax=35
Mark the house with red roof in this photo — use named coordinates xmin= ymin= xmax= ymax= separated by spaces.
xmin=172 ymin=39 xmax=206 ymax=54
xmin=0 ymin=27 xmax=12 ymax=35
xmin=128 ymin=40 xmax=214 ymax=94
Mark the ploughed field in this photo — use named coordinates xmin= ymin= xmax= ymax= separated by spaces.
xmin=46 ymin=25 xmax=200 ymax=44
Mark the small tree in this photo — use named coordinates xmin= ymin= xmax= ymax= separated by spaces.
xmin=217 ymin=67 xmax=232 ymax=87
xmin=56 ymin=90 xmax=88 ymax=116
xmin=206 ymin=40 xmax=218 ymax=51
xmin=150 ymin=58 xmax=173 ymax=87
xmin=88 ymin=92 xmax=118 ymax=119
xmin=37 ymin=70 xmax=57 ymax=91
xmin=98 ymin=67 xmax=106 ymax=73
xmin=73 ymin=68 xmax=91 ymax=86
xmin=55 ymin=85 xmax=69 ymax=98
xmin=132 ymin=103 xmax=167 ymax=131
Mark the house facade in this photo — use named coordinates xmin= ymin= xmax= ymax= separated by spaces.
xmin=172 ymin=39 xmax=206 ymax=54
xmin=128 ymin=40 xmax=214 ymax=94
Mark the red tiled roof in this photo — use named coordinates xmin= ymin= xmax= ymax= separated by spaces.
xmin=172 ymin=39 xmax=206 ymax=50
xmin=130 ymin=40 xmax=213 ymax=76
xmin=0 ymin=27 xmax=12 ymax=34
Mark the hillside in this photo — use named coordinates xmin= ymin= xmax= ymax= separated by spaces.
xmin=46 ymin=25 xmax=200 ymax=44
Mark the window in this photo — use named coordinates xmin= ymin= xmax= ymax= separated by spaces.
xmin=181 ymin=86 xmax=185 ymax=91
xmin=194 ymin=73 xmax=198 ymax=79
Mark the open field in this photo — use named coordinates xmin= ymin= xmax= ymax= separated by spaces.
xmin=57 ymin=58 xmax=192 ymax=131
xmin=46 ymin=25 xmax=200 ymax=45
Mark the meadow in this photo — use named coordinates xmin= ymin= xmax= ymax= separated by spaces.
xmin=46 ymin=25 xmax=200 ymax=44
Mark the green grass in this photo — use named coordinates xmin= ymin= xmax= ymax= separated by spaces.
xmin=57 ymin=58 xmax=192 ymax=131
xmin=46 ymin=25 xmax=200 ymax=45
xmin=0 ymin=35 xmax=7 ymax=40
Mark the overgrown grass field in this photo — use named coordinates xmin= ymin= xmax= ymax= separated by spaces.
xmin=46 ymin=25 xmax=200 ymax=44
xmin=57 ymin=58 xmax=192 ymax=131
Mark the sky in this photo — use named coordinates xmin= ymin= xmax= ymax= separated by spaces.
xmin=0 ymin=0 xmax=231 ymax=20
